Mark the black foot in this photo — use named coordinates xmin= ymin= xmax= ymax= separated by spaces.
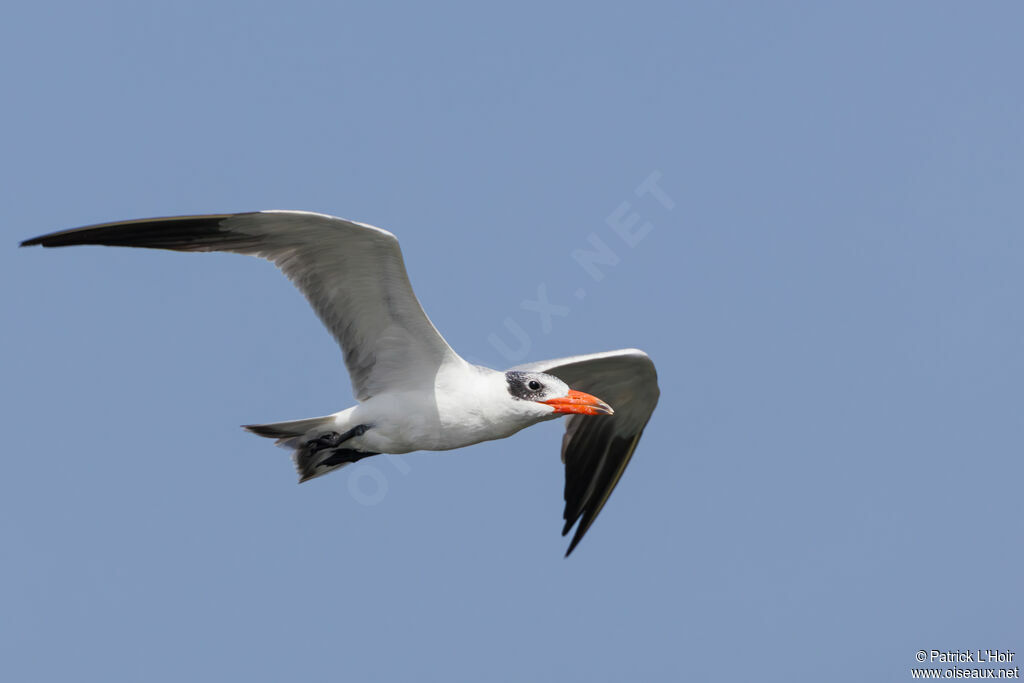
xmin=306 ymin=432 xmax=343 ymax=452
xmin=319 ymin=448 xmax=379 ymax=468
xmin=304 ymin=424 xmax=371 ymax=454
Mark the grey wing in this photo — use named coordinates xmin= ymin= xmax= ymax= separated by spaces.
xmin=21 ymin=210 xmax=462 ymax=400
xmin=512 ymin=348 xmax=660 ymax=556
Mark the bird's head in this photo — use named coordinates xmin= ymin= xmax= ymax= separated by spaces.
xmin=503 ymin=371 xmax=614 ymax=420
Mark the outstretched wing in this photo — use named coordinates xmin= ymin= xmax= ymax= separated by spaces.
xmin=512 ymin=348 xmax=659 ymax=556
xmin=21 ymin=211 xmax=462 ymax=401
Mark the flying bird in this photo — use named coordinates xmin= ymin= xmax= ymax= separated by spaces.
xmin=21 ymin=211 xmax=659 ymax=555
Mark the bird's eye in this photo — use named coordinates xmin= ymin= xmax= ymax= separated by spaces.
xmin=528 ymin=380 xmax=542 ymax=391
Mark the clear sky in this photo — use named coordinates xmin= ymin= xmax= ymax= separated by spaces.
xmin=2 ymin=2 xmax=1022 ymax=681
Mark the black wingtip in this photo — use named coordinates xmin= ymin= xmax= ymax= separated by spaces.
xmin=561 ymin=518 xmax=585 ymax=557
xmin=563 ymin=526 xmax=586 ymax=557
xmin=20 ymin=230 xmax=91 ymax=248
xmin=16 ymin=214 xmax=247 ymax=252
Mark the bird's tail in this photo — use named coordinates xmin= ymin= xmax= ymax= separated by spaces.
xmin=243 ymin=414 xmax=371 ymax=483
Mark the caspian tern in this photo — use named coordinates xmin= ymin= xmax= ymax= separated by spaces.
xmin=21 ymin=211 xmax=660 ymax=555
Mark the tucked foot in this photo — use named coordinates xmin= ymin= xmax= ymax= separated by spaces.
xmin=319 ymin=448 xmax=379 ymax=468
xmin=295 ymin=445 xmax=380 ymax=483
xmin=295 ymin=424 xmax=377 ymax=482
xmin=304 ymin=424 xmax=371 ymax=454
xmin=306 ymin=432 xmax=344 ymax=453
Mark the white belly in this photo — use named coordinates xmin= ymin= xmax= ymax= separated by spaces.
xmin=349 ymin=393 xmax=529 ymax=453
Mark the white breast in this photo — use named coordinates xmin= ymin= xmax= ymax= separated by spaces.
xmin=352 ymin=363 xmax=543 ymax=454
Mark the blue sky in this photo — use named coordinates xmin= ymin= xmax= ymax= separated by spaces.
xmin=2 ymin=2 xmax=1022 ymax=681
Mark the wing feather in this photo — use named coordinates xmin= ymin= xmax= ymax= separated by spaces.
xmin=21 ymin=211 xmax=462 ymax=400
xmin=512 ymin=349 xmax=659 ymax=556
